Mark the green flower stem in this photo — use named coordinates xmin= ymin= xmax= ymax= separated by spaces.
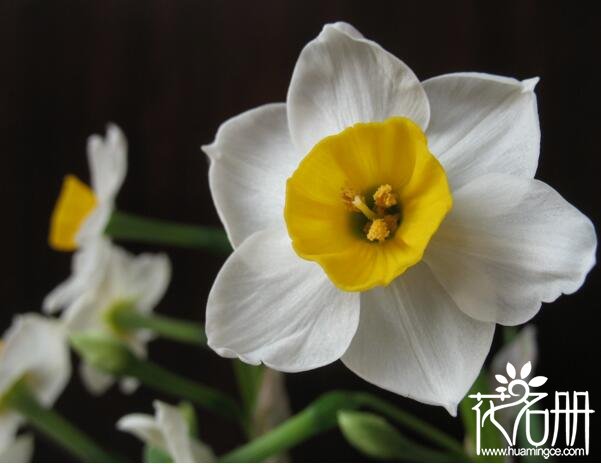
xmin=108 ymin=305 xmax=207 ymax=347
xmin=220 ymin=390 xmax=468 ymax=462
xmin=352 ymin=392 xmax=466 ymax=456
xmin=232 ymin=360 xmax=264 ymax=437
xmin=4 ymin=382 xmax=120 ymax=462
xmin=124 ymin=356 xmax=242 ymax=423
xmin=220 ymin=391 xmax=360 ymax=462
xmin=105 ymin=210 xmax=232 ymax=254
xmin=502 ymin=325 xmax=518 ymax=345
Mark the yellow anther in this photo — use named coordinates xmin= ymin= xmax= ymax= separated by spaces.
xmin=49 ymin=175 xmax=98 ymax=251
xmin=366 ymin=219 xmax=390 ymax=242
xmin=373 ymin=184 xmax=397 ymax=209
xmin=352 ymin=195 xmax=378 ymax=221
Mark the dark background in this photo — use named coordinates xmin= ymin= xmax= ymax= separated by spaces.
xmin=1 ymin=0 xmax=599 ymax=461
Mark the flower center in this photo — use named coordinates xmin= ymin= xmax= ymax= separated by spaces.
xmin=49 ymin=175 xmax=98 ymax=251
xmin=285 ymin=116 xmax=452 ymax=292
xmin=342 ymin=185 xmax=401 ymax=242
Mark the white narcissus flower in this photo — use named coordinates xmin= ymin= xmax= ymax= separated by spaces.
xmin=0 ymin=315 xmax=71 ymax=458
xmin=49 ymin=123 xmax=127 ymax=251
xmin=117 ymin=400 xmax=215 ymax=463
xmin=202 ymin=22 xmax=597 ymax=414
xmin=43 ymin=238 xmax=171 ymax=395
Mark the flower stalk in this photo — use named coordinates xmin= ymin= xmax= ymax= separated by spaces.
xmin=106 ymin=303 xmax=207 ymax=347
xmin=69 ymin=333 xmax=242 ymax=423
xmin=351 ymin=392 xmax=466 ymax=456
xmin=220 ymin=390 xmax=469 ymax=462
xmin=124 ymin=355 xmax=242 ymax=423
xmin=3 ymin=381 xmax=120 ymax=462
xmin=105 ymin=210 xmax=231 ymax=254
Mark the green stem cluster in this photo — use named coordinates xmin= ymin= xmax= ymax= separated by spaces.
xmin=124 ymin=356 xmax=242 ymax=423
xmin=220 ymin=390 xmax=469 ymax=462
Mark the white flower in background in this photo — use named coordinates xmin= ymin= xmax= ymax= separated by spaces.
xmin=491 ymin=327 xmax=538 ymax=382
xmin=0 ymin=315 xmax=71 ymax=458
xmin=117 ymin=400 xmax=214 ymax=463
xmin=0 ymin=434 xmax=33 ymax=463
xmin=203 ymin=22 xmax=597 ymax=414
xmin=44 ymin=238 xmax=171 ymax=395
xmin=49 ymin=123 xmax=127 ymax=251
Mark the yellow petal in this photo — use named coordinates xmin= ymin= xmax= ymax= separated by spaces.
xmin=284 ymin=117 xmax=452 ymax=292
xmin=49 ymin=175 xmax=98 ymax=251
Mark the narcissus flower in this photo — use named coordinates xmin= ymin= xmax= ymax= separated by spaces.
xmin=49 ymin=124 xmax=126 ymax=251
xmin=203 ymin=22 xmax=596 ymax=413
xmin=44 ymin=238 xmax=171 ymax=394
xmin=0 ymin=315 xmax=71 ymax=457
xmin=117 ymin=400 xmax=214 ymax=463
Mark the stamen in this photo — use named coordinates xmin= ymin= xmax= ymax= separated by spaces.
xmin=373 ymin=184 xmax=397 ymax=208
xmin=352 ymin=196 xmax=377 ymax=221
xmin=343 ymin=184 xmax=400 ymax=243
xmin=366 ymin=219 xmax=390 ymax=242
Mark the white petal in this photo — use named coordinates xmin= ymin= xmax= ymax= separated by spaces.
xmin=77 ymin=203 xmax=112 ymax=245
xmin=190 ymin=440 xmax=216 ymax=463
xmin=117 ymin=413 xmax=167 ymax=451
xmin=43 ymin=239 xmax=111 ymax=313
xmin=423 ymin=73 xmax=540 ymax=190
xmin=206 ymin=228 xmax=360 ymax=372
xmin=87 ymin=123 xmax=127 ymax=202
xmin=154 ymin=401 xmax=195 ymax=463
xmin=61 ymin=243 xmax=168 ymax=335
xmin=119 ymin=377 xmax=140 ymax=395
xmin=0 ymin=434 xmax=34 ymax=463
xmin=203 ymin=103 xmax=299 ymax=248
xmin=0 ymin=413 xmax=22 ymax=455
xmin=425 ymin=174 xmax=597 ymax=325
xmin=0 ymin=315 xmax=71 ymax=407
xmin=287 ymin=23 xmax=430 ymax=155
xmin=342 ymin=262 xmax=495 ymax=415
xmin=329 ymin=21 xmax=364 ymax=39
xmin=109 ymin=247 xmax=171 ymax=313
xmin=79 ymin=362 xmax=114 ymax=396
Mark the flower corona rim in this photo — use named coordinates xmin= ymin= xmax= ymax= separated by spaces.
xmin=284 ymin=116 xmax=453 ymax=292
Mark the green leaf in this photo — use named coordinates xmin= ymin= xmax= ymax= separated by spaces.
xmin=144 ymin=445 xmax=173 ymax=463
xmin=338 ymin=410 xmax=450 ymax=462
